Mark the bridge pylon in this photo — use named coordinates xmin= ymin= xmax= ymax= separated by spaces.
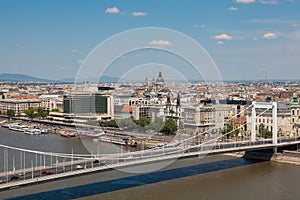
xmin=251 ymin=101 xmax=277 ymax=145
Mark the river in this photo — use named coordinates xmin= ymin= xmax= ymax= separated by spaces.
xmin=1 ymin=126 xmax=300 ymax=199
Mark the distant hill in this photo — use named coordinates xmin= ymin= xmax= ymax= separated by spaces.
xmin=61 ymin=76 xmax=121 ymax=83
xmin=0 ymin=73 xmax=122 ymax=83
xmin=0 ymin=73 xmax=54 ymax=83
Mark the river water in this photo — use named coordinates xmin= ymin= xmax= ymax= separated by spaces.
xmin=1 ymin=126 xmax=300 ymax=199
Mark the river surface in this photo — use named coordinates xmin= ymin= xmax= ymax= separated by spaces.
xmin=1 ymin=125 xmax=300 ymax=199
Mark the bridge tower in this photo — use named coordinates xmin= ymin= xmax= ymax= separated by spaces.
xmin=251 ymin=101 xmax=278 ymax=145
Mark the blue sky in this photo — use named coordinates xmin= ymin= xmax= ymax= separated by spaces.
xmin=0 ymin=0 xmax=299 ymax=80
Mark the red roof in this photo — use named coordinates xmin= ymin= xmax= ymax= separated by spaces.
xmin=12 ymin=96 xmax=38 ymax=99
xmin=121 ymin=106 xmax=132 ymax=113
xmin=235 ymin=116 xmax=246 ymax=124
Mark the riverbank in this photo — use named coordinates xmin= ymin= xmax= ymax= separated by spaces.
xmin=233 ymin=149 xmax=300 ymax=166
xmin=272 ymin=150 xmax=300 ymax=165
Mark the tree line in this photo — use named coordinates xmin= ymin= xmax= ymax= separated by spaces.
xmin=100 ymin=117 xmax=178 ymax=135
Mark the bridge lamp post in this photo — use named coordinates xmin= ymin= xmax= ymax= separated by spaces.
xmin=55 ymin=157 xmax=58 ymax=174
xmin=23 ymin=152 xmax=25 ymax=180
xmin=43 ymin=154 xmax=45 ymax=170
xmin=31 ymin=160 xmax=33 ymax=180
xmin=50 ymin=153 xmax=52 ymax=167
xmin=12 ymin=156 xmax=15 ymax=174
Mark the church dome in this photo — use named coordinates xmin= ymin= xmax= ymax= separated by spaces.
xmin=156 ymin=71 xmax=165 ymax=83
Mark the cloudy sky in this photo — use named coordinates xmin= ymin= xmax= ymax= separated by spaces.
xmin=0 ymin=0 xmax=299 ymax=81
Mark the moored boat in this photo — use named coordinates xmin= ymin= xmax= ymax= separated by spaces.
xmin=8 ymin=124 xmax=28 ymax=132
xmin=24 ymin=128 xmax=41 ymax=135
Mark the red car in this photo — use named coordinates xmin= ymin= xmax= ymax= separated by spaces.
xmin=41 ymin=171 xmax=54 ymax=175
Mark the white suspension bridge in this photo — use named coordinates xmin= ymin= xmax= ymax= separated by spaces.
xmin=1 ymin=101 xmax=300 ymax=190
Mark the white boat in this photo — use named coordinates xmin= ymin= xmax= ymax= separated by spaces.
xmin=24 ymin=128 xmax=41 ymax=135
xmin=9 ymin=124 xmax=28 ymax=132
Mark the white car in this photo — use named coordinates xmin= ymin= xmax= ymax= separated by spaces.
xmin=76 ymin=165 xmax=84 ymax=170
xmin=0 ymin=179 xmax=7 ymax=184
xmin=18 ymin=172 xmax=26 ymax=176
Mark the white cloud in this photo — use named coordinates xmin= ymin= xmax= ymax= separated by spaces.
xmin=262 ymin=32 xmax=277 ymax=39
xmin=247 ymin=18 xmax=296 ymax=24
xmin=71 ymin=49 xmax=79 ymax=53
xmin=217 ymin=41 xmax=224 ymax=45
xmin=148 ymin=40 xmax=172 ymax=46
xmin=291 ymin=24 xmax=298 ymax=28
xmin=229 ymin=7 xmax=238 ymax=11
xmin=259 ymin=0 xmax=278 ymax=4
xmin=235 ymin=0 xmax=255 ymax=3
xmin=212 ymin=33 xmax=233 ymax=40
xmin=105 ymin=7 xmax=120 ymax=14
xmin=132 ymin=12 xmax=147 ymax=17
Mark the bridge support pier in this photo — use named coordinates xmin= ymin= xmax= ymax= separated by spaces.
xmin=273 ymin=147 xmax=278 ymax=154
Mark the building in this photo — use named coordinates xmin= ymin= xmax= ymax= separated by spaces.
xmin=291 ymin=93 xmax=300 ymax=135
xmin=63 ymin=93 xmax=114 ymax=120
xmin=0 ymin=96 xmax=41 ymax=115
xmin=39 ymin=95 xmax=63 ymax=112
xmin=129 ymin=98 xmax=154 ymax=120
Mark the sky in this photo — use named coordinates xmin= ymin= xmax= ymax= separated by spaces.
xmin=0 ymin=0 xmax=299 ymax=81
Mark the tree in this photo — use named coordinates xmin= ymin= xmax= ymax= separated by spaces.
xmin=24 ymin=107 xmax=48 ymax=119
xmin=24 ymin=107 xmax=35 ymax=119
xmin=100 ymin=120 xmax=119 ymax=128
xmin=50 ymin=108 xmax=60 ymax=112
xmin=7 ymin=109 xmax=15 ymax=117
xmin=259 ymin=123 xmax=272 ymax=138
xmin=160 ymin=119 xmax=178 ymax=135
xmin=134 ymin=118 xmax=150 ymax=127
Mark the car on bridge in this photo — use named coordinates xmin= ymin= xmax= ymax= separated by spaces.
xmin=76 ymin=165 xmax=84 ymax=170
xmin=0 ymin=179 xmax=7 ymax=184
xmin=9 ymin=175 xmax=19 ymax=180
xmin=93 ymin=160 xmax=100 ymax=164
xmin=18 ymin=172 xmax=26 ymax=176
xmin=41 ymin=170 xmax=54 ymax=175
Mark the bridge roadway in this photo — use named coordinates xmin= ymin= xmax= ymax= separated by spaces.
xmin=1 ymin=136 xmax=300 ymax=191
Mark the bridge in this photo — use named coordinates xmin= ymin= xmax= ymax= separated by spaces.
xmin=1 ymin=101 xmax=300 ymax=190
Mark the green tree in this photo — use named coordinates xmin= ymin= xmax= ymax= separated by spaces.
xmin=24 ymin=107 xmax=35 ymax=118
xmin=134 ymin=118 xmax=151 ymax=127
xmin=100 ymin=120 xmax=119 ymax=128
xmin=259 ymin=123 xmax=272 ymax=138
xmin=50 ymin=108 xmax=60 ymax=112
xmin=160 ymin=119 xmax=178 ymax=135
xmin=7 ymin=109 xmax=15 ymax=117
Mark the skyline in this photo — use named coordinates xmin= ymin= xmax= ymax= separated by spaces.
xmin=0 ymin=0 xmax=300 ymax=81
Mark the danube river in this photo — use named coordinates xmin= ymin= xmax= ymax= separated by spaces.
xmin=1 ymin=126 xmax=300 ymax=199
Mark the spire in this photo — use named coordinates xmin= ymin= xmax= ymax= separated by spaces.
xmin=145 ymin=76 xmax=149 ymax=86
xmin=176 ymin=92 xmax=181 ymax=107
xmin=167 ymin=92 xmax=171 ymax=105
